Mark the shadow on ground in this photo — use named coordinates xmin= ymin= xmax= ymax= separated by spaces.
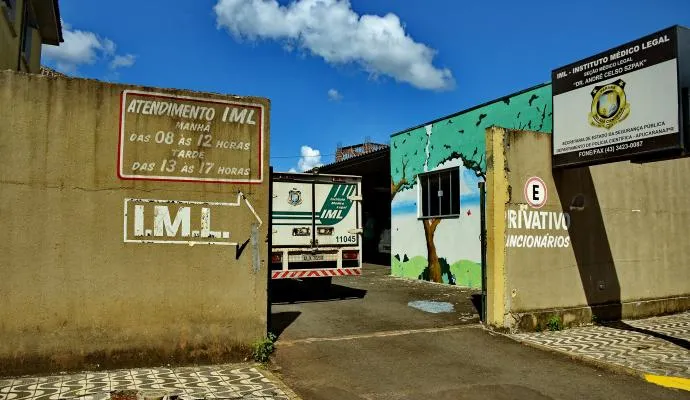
xmin=270 ymin=279 xmax=367 ymax=305
xmin=270 ymin=311 xmax=301 ymax=338
xmin=470 ymin=293 xmax=483 ymax=317
xmin=602 ymin=320 xmax=690 ymax=350
xmin=269 ymin=279 xmax=368 ymax=339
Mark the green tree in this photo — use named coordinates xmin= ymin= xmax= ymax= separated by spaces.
xmin=391 ymin=125 xmax=485 ymax=283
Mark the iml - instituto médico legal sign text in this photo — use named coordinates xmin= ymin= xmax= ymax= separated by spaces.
xmin=552 ymin=26 xmax=685 ymax=168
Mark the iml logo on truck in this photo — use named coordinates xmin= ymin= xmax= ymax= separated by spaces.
xmin=319 ymin=184 xmax=356 ymax=225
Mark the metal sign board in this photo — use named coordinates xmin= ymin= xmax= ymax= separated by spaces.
xmin=552 ymin=26 xmax=684 ymax=168
xmin=119 ymin=90 xmax=265 ymax=183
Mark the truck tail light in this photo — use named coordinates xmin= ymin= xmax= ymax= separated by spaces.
xmin=317 ymin=227 xmax=333 ymax=235
xmin=342 ymin=250 xmax=359 ymax=260
xmin=292 ymin=227 xmax=310 ymax=236
xmin=271 ymin=253 xmax=282 ymax=263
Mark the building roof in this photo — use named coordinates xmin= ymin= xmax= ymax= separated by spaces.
xmin=40 ymin=65 xmax=68 ymax=77
xmin=311 ymin=145 xmax=390 ymax=173
xmin=34 ymin=0 xmax=64 ymax=45
xmin=335 ymin=142 xmax=388 ymax=162
xmin=390 ymin=82 xmax=551 ymax=138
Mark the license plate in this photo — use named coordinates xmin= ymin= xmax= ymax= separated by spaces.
xmin=303 ymin=254 xmax=325 ymax=261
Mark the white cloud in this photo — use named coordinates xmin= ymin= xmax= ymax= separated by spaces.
xmin=101 ymin=38 xmax=116 ymax=55
xmin=327 ymin=88 xmax=343 ymax=101
xmin=213 ymin=0 xmax=454 ymax=90
xmin=42 ymin=28 xmax=107 ymax=72
xmin=42 ymin=21 xmax=136 ymax=73
xmin=288 ymin=168 xmax=298 ymax=173
xmin=110 ymin=54 xmax=137 ymax=69
xmin=296 ymin=145 xmax=323 ymax=171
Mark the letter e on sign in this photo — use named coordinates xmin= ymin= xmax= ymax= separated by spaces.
xmin=524 ymin=176 xmax=547 ymax=209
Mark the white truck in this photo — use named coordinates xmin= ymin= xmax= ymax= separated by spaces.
xmin=270 ymin=172 xmax=363 ymax=287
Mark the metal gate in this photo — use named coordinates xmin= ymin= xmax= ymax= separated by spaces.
xmin=479 ymin=181 xmax=487 ymax=324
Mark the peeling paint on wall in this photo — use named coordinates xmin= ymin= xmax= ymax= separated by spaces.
xmin=123 ymin=194 xmax=262 ymax=246
xmin=251 ymin=223 xmax=260 ymax=273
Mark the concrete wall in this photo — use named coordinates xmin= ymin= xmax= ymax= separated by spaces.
xmin=390 ymin=84 xmax=552 ymax=288
xmin=486 ymin=127 xmax=690 ymax=331
xmin=0 ymin=71 xmax=270 ymax=375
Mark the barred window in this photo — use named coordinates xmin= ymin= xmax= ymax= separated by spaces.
xmin=418 ymin=167 xmax=460 ymax=218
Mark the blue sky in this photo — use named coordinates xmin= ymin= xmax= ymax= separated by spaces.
xmin=42 ymin=0 xmax=690 ymax=172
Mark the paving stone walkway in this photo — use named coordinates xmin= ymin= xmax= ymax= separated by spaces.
xmin=0 ymin=364 xmax=298 ymax=400
xmin=511 ymin=311 xmax=690 ymax=378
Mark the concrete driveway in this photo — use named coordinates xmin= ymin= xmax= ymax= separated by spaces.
xmin=269 ymin=264 xmax=480 ymax=342
xmin=269 ymin=264 xmax=687 ymax=400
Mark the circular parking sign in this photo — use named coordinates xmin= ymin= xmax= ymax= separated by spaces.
xmin=524 ymin=176 xmax=547 ymax=208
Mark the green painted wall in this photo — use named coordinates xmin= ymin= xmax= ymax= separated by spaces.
xmin=390 ymin=84 xmax=553 ymax=288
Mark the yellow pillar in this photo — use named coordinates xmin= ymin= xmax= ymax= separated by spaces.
xmin=485 ymin=126 xmax=509 ymax=328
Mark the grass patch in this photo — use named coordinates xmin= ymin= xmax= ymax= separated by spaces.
xmin=546 ymin=315 xmax=563 ymax=331
xmin=252 ymin=333 xmax=277 ymax=363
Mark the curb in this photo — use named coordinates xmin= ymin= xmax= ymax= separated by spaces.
xmin=505 ymin=333 xmax=690 ymax=392
xmin=257 ymin=364 xmax=303 ymax=400
xmin=494 ymin=329 xmax=648 ymax=380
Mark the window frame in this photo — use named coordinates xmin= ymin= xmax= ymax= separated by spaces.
xmin=20 ymin=0 xmax=37 ymax=66
xmin=416 ymin=166 xmax=461 ymax=220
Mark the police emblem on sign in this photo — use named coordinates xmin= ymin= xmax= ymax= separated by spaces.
xmin=288 ymin=189 xmax=302 ymax=206
xmin=589 ymin=78 xmax=630 ymax=130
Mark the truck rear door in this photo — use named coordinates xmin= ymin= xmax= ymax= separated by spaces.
xmin=271 ymin=180 xmax=314 ymax=247
xmin=314 ymin=180 xmax=360 ymax=247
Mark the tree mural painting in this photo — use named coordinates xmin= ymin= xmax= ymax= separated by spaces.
xmin=390 ymin=84 xmax=554 ymax=284
xmin=391 ymin=123 xmax=487 ymax=282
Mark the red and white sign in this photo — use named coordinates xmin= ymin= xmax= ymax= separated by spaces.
xmin=524 ymin=176 xmax=547 ymax=208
